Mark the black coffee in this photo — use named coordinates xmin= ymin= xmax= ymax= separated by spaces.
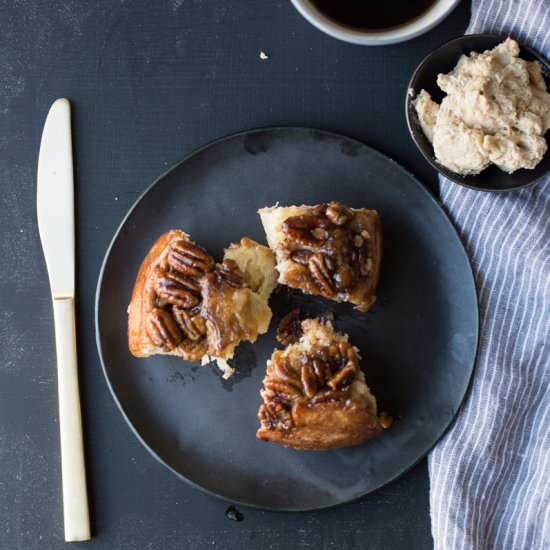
xmin=311 ymin=0 xmax=437 ymax=31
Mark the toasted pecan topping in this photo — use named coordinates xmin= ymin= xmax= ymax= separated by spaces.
xmin=276 ymin=309 xmax=303 ymax=346
xmin=272 ymin=355 xmax=302 ymax=388
xmin=259 ymin=401 xmax=293 ymax=430
xmin=262 ymin=329 xmax=360 ymax=412
xmin=333 ymin=264 xmax=355 ymax=291
xmin=282 ymin=214 xmax=332 ymax=247
xmin=257 ymin=319 xmax=386 ymax=446
xmin=300 ymin=361 xmax=318 ymax=399
xmin=262 ymin=379 xmax=302 ymax=403
xmin=309 ymin=389 xmax=349 ymax=404
xmin=289 ymin=250 xmax=313 ymax=265
xmin=218 ymin=259 xmax=244 ymax=288
xmin=308 ymin=253 xmax=335 ymax=297
xmin=172 ymin=307 xmax=206 ymax=341
xmin=325 ymin=202 xmax=350 ymax=226
xmin=155 ymin=270 xmax=201 ymax=309
xmin=311 ymin=356 xmax=332 ymax=385
xmin=146 ymin=308 xmax=182 ymax=350
xmin=281 ymin=202 xmax=375 ymax=299
xmin=167 ymin=240 xmax=215 ymax=277
xmin=327 ymin=356 xmax=357 ymax=390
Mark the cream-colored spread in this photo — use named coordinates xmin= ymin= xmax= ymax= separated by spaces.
xmin=413 ymin=38 xmax=550 ymax=175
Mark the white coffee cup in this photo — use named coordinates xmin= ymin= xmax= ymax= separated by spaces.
xmin=290 ymin=0 xmax=461 ymax=46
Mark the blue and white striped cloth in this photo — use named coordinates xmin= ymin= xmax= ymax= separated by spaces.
xmin=429 ymin=2 xmax=550 ymax=549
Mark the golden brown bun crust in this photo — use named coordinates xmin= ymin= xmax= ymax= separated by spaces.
xmin=256 ymin=401 xmax=382 ymax=450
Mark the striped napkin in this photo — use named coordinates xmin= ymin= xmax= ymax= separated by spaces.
xmin=429 ymin=1 xmax=550 ymax=549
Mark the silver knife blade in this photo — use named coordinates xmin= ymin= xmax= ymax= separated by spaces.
xmin=37 ymin=98 xmax=75 ymax=299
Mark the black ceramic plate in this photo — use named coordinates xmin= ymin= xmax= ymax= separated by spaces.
xmin=406 ymin=34 xmax=550 ymax=192
xmin=96 ymin=127 xmax=478 ymax=511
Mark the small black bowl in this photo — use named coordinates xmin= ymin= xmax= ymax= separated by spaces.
xmin=406 ymin=34 xmax=550 ymax=192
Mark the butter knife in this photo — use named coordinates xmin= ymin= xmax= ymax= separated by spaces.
xmin=37 ymin=98 xmax=91 ymax=542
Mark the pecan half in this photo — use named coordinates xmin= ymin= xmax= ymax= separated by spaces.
xmin=333 ymin=264 xmax=356 ymax=291
xmin=327 ymin=346 xmax=358 ymax=390
xmin=311 ymin=356 xmax=332 ymax=388
xmin=263 ymin=379 xmax=302 ymax=403
xmin=326 ymin=202 xmax=351 ymax=226
xmin=350 ymin=235 xmax=375 ymax=278
xmin=290 ymin=250 xmax=313 ymax=265
xmin=167 ymin=240 xmax=215 ymax=277
xmin=185 ymin=303 xmax=203 ymax=317
xmin=311 ymin=227 xmax=328 ymax=241
xmin=259 ymin=401 xmax=293 ymax=430
xmin=311 ymin=204 xmax=328 ymax=218
xmin=282 ymin=214 xmax=332 ymax=247
xmin=272 ymin=356 xmax=302 ymax=389
xmin=300 ymin=362 xmax=318 ymax=399
xmin=309 ymin=389 xmax=349 ymax=404
xmin=146 ymin=308 xmax=182 ymax=350
xmin=308 ymin=253 xmax=335 ymax=297
xmin=172 ymin=307 xmax=206 ymax=341
xmin=218 ymin=259 xmax=243 ymax=288
xmin=155 ymin=271 xmax=201 ymax=309
xmin=276 ymin=309 xmax=303 ymax=346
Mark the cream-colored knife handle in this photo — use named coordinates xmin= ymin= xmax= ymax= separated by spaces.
xmin=52 ymin=297 xmax=91 ymax=542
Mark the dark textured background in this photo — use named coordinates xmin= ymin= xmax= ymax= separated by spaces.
xmin=0 ymin=1 xmax=469 ymax=548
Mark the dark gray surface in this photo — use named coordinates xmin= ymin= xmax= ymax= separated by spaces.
xmin=0 ymin=1 xmax=470 ymax=548
xmin=97 ymin=127 xmax=478 ymax=510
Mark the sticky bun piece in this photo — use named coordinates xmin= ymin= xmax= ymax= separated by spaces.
xmin=258 ymin=202 xmax=382 ymax=311
xmin=128 ymin=230 xmax=277 ymax=378
xmin=257 ymin=317 xmax=388 ymax=450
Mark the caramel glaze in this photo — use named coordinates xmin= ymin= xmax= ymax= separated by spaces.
xmin=280 ymin=202 xmax=381 ymax=312
xmin=199 ymin=261 xmax=254 ymax=358
xmin=144 ymin=238 xmax=247 ymax=361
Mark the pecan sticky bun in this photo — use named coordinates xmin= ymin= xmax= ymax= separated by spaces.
xmin=258 ymin=202 xmax=382 ymax=311
xmin=128 ymin=230 xmax=277 ymax=378
xmin=257 ymin=317 xmax=388 ymax=450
